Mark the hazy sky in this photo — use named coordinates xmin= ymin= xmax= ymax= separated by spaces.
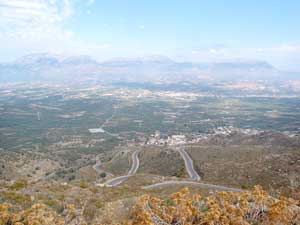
xmin=0 ymin=0 xmax=300 ymax=70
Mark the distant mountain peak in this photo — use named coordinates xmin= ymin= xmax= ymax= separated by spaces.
xmin=13 ymin=53 xmax=100 ymax=67
xmin=103 ymin=55 xmax=174 ymax=64
xmin=14 ymin=53 xmax=63 ymax=65
xmin=1 ymin=53 xmax=297 ymax=84
xmin=61 ymin=55 xmax=99 ymax=65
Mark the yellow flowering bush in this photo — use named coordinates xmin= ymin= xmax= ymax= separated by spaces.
xmin=125 ymin=186 xmax=300 ymax=225
xmin=0 ymin=203 xmax=64 ymax=225
xmin=0 ymin=186 xmax=299 ymax=225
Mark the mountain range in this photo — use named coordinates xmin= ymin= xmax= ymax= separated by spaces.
xmin=0 ymin=53 xmax=298 ymax=84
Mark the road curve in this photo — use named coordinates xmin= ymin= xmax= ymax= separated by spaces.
xmin=128 ymin=150 xmax=140 ymax=175
xmin=178 ymin=145 xmax=201 ymax=181
xmin=102 ymin=150 xmax=140 ymax=187
xmin=103 ymin=175 xmax=129 ymax=186
xmin=92 ymin=155 xmax=102 ymax=173
xmin=143 ymin=181 xmax=242 ymax=192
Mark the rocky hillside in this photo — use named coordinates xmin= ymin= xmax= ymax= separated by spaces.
xmin=0 ymin=186 xmax=299 ymax=224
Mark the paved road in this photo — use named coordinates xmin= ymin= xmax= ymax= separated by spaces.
xmin=96 ymin=145 xmax=240 ymax=193
xmin=143 ymin=181 xmax=242 ymax=192
xmin=102 ymin=150 xmax=140 ymax=187
xmin=100 ymin=107 xmax=119 ymax=137
xmin=127 ymin=150 xmax=140 ymax=175
xmin=103 ymin=175 xmax=130 ymax=187
xmin=178 ymin=145 xmax=201 ymax=181
xmin=92 ymin=155 xmax=102 ymax=173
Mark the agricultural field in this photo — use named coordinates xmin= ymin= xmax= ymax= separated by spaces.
xmin=0 ymin=83 xmax=299 ymax=224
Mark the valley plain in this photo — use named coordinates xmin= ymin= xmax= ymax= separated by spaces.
xmin=0 ymin=82 xmax=299 ymax=224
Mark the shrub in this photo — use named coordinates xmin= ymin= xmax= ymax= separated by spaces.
xmin=126 ymin=186 xmax=300 ymax=225
xmin=8 ymin=180 xmax=28 ymax=191
xmin=100 ymin=172 xmax=106 ymax=178
xmin=79 ymin=180 xmax=89 ymax=189
xmin=0 ymin=203 xmax=65 ymax=225
xmin=43 ymin=199 xmax=64 ymax=214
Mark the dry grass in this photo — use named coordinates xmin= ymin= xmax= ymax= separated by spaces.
xmin=139 ymin=146 xmax=186 ymax=178
xmin=186 ymin=144 xmax=300 ymax=198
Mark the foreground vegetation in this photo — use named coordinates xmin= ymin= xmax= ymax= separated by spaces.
xmin=0 ymin=186 xmax=299 ymax=225
xmin=128 ymin=186 xmax=300 ymax=225
xmin=1 ymin=84 xmax=299 ymax=225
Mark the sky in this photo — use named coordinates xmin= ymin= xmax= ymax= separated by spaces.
xmin=0 ymin=0 xmax=300 ymax=70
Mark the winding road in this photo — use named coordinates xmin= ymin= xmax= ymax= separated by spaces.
xmin=97 ymin=144 xmax=241 ymax=193
xmin=96 ymin=106 xmax=119 ymax=137
xmin=178 ymin=145 xmax=201 ymax=181
xmin=92 ymin=108 xmax=241 ymax=192
xmin=127 ymin=150 xmax=140 ymax=175
xmin=142 ymin=181 xmax=242 ymax=192
xmin=101 ymin=150 xmax=140 ymax=187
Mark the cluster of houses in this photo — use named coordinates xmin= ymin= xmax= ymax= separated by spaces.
xmin=146 ymin=126 xmax=267 ymax=146
xmin=146 ymin=131 xmax=187 ymax=146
